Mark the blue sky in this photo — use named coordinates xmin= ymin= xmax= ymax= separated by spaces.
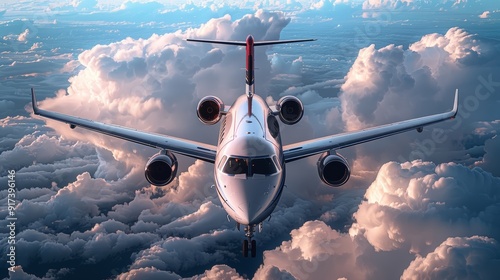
xmin=1 ymin=1 xmax=499 ymax=279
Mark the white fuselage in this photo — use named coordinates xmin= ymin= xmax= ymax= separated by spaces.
xmin=214 ymin=94 xmax=285 ymax=226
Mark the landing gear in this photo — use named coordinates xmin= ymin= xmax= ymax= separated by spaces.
xmin=242 ymin=240 xmax=249 ymax=257
xmin=242 ymin=224 xmax=257 ymax=258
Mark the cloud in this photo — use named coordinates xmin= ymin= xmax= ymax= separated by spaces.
xmin=475 ymin=134 xmax=500 ymax=176
xmin=253 ymin=265 xmax=295 ymax=280
xmin=0 ymin=100 xmax=15 ymax=113
xmin=17 ymin=29 xmax=30 ymax=41
xmin=352 ymin=161 xmax=500 ymax=253
xmin=7 ymin=266 xmax=43 ymax=280
xmin=116 ymin=267 xmax=181 ymax=280
xmin=71 ymin=0 xmax=97 ymax=10
xmin=401 ymin=236 xmax=500 ymax=279
xmin=157 ymin=201 xmax=229 ymax=237
xmin=360 ymin=0 xmax=489 ymax=11
xmin=479 ymin=11 xmax=490 ymax=18
xmin=38 ymin=10 xmax=292 ymax=149
xmin=341 ymin=27 xmax=487 ymax=132
xmin=336 ymin=26 xmax=500 ymax=177
xmin=128 ymin=231 xmax=239 ymax=273
xmin=409 ymin=27 xmax=484 ymax=65
xmin=190 ymin=265 xmax=245 ymax=280
xmin=256 ymin=161 xmax=500 ymax=279
xmin=256 ymin=220 xmax=364 ymax=280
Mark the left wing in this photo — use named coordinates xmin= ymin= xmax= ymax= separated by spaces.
xmin=31 ymin=89 xmax=217 ymax=163
xmin=283 ymin=90 xmax=459 ymax=163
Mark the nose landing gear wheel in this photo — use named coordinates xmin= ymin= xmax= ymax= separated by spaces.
xmin=242 ymin=239 xmax=257 ymax=258
xmin=251 ymin=239 xmax=257 ymax=258
xmin=242 ymin=224 xmax=257 ymax=258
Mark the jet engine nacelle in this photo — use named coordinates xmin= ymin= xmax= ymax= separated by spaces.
xmin=317 ymin=151 xmax=350 ymax=187
xmin=197 ymin=96 xmax=224 ymax=125
xmin=145 ymin=151 xmax=178 ymax=186
xmin=276 ymin=96 xmax=304 ymax=125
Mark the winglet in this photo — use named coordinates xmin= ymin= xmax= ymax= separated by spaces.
xmin=31 ymin=88 xmax=39 ymax=114
xmin=452 ymin=89 xmax=459 ymax=118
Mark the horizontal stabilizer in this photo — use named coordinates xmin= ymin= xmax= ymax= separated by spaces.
xmin=186 ymin=38 xmax=316 ymax=46
xmin=254 ymin=39 xmax=316 ymax=46
xmin=186 ymin=38 xmax=246 ymax=46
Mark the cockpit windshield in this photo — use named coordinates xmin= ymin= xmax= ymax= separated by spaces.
xmin=222 ymin=156 xmax=279 ymax=176
xmin=251 ymin=158 xmax=277 ymax=175
xmin=222 ymin=157 xmax=248 ymax=175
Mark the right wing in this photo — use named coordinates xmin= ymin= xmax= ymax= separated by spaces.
xmin=31 ymin=89 xmax=217 ymax=163
xmin=283 ymin=90 xmax=459 ymax=163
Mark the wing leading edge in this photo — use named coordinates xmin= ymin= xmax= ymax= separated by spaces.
xmin=283 ymin=90 xmax=459 ymax=163
xmin=31 ymin=89 xmax=217 ymax=163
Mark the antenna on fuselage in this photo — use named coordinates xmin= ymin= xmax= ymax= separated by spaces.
xmin=186 ymin=36 xmax=316 ymax=117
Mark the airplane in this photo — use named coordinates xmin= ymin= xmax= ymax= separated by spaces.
xmin=31 ymin=35 xmax=458 ymax=258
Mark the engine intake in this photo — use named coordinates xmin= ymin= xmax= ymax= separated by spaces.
xmin=317 ymin=151 xmax=350 ymax=187
xmin=145 ymin=151 xmax=178 ymax=186
xmin=197 ymin=96 xmax=224 ymax=125
xmin=277 ymin=96 xmax=304 ymax=125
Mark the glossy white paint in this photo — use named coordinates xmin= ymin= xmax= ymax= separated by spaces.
xmin=214 ymin=94 xmax=285 ymax=225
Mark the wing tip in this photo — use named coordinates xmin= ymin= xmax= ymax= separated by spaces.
xmin=31 ymin=87 xmax=39 ymax=114
xmin=452 ymin=89 xmax=459 ymax=118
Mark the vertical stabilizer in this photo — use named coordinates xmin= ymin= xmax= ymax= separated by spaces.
xmin=245 ymin=35 xmax=255 ymax=98
xmin=186 ymin=36 xmax=316 ymax=117
xmin=245 ymin=35 xmax=255 ymax=116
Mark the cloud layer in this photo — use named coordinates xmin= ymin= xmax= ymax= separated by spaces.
xmin=256 ymin=161 xmax=500 ymax=279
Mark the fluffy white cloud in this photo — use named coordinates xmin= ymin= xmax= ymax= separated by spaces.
xmin=402 ymin=236 xmax=500 ymax=279
xmin=337 ymin=26 xmax=500 ymax=177
xmin=0 ymin=133 xmax=96 ymax=177
xmin=17 ymin=29 xmax=29 ymax=41
xmin=256 ymin=220 xmax=363 ymax=280
xmin=257 ymin=160 xmax=500 ymax=279
xmin=157 ymin=201 xmax=230 ymax=237
xmin=479 ymin=11 xmax=490 ymax=18
xmin=409 ymin=27 xmax=483 ymax=66
xmin=475 ymin=135 xmax=500 ymax=176
xmin=37 ymin=10 xmax=292 ymax=156
xmin=341 ymin=27 xmax=486 ymax=132
xmin=191 ymin=265 xmax=245 ymax=280
xmin=352 ymin=161 xmax=500 ymax=253
xmin=7 ymin=266 xmax=43 ymax=280
xmin=128 ymin=230 xmax=239 ymax=273
xmin=116 ymin=267 xmax=181 ymax=280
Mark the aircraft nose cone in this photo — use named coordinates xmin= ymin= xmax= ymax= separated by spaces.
xmin=237 ymin=201 xmax=259 ymax=225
